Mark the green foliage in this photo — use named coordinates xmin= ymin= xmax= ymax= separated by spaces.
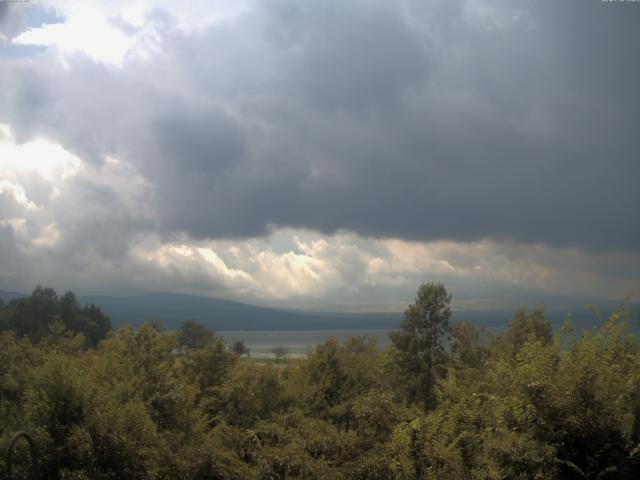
xmin=230 ymin=340 xmax=250 ymax=357
xmin=451 ymin=321 xmax=490 ymax=370
xmin=504 ymin=306 xmax=553 ymax=356
xmin=270 ymin=345 xmax=289 ymax=363
xmin=0 ymin=286 xmax=111 ymax=346
xmin=389 ymin=282 xmax=452 ymax=410
xmin=177 ymin=319 xmax=215 ymax=350
xmin=0 ymin=333 xmax=41 ymax=433
xmin=219 ymin=362 xmax=287 ymax=428
xmin=1 ymin=283 xmax=639 ymax=479
xmin=292 ymin=336 xmax=383 ymax=427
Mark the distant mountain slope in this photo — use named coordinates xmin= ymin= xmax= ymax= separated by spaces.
xmin=80 ymin=292 xmax=639 ymax=332
xmin=0 ymin=290 xmax=26 ymax=303
xmin=79 ymin=292 xmax=403 ymax=331
xmin=3 ymin=288 xmax=637 ymax=332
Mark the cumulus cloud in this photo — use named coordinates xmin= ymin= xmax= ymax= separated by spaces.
xmin=13 ymin=7 xmax=132 ymax=65
xmin=0 ymin=121 xmax=636 ymax=308
xmin=0 ymin=0 xmax=638 ymax=307
xmin=1 ymin=0 xmax=637 ymax=251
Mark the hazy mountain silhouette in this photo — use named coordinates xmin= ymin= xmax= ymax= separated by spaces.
xmin=79 ymin=292 xmax=403 ymax=331
xmin=0 ymin=290 xmax=26 ymax=303
xmin=2 ymin=289 xmax=637 ymax=332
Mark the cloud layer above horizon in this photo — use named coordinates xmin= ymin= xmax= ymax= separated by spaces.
xmin=1 ymin=0 xmax=639 ymax=309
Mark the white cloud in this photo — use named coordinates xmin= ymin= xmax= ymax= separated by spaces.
xmin=121 ymin=231 xmax=640 ymax=308
xmin=0 ymin=179 xmax=35 ymax=211
xmin=1 ymin=0 xmax=639 ymax=309
xmin=40 ymin=0 xmax=251 ymax=29
xmin=13 ymin=6 xmax=133 ymax=66
xmin=0 ymin=123 xmax=82 ymax=181
xmin=0 ymin=124 xmax=637 ymax=308
xmin=134 ymin=233 xmax=342 ymax=301
xmin=0 ymin=123 xmax=152 ymax=256
xmin=142 ymin=242 xmax=255 ymax=291
xmin=11 ymin=0 xmax=253 ymax=66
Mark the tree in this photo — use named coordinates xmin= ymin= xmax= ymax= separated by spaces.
xmin=76 ymin=303 xmax=111 ymax=347
xmin=1 ymin=287 xmax=111 ymax=347
xmin=504 ymin=306 xmax=552 ymax=355
xmin=177 ymin=319 xmax=214 ymax=350
xmin=271 ymin=345 xmax=290 ymax=363
xmin=451 ymin=321 xmax=488 ymax=369
xmin=0 ymin=299 xmax=9 ymax=331
xmin=389 ymin=282 xmax=451 ymax=410
xmin=220 ymin=362 xmax=285 ymax=427
xmin=9 ymin=286 xmax=57 ymax=341
xmin=230 ymin=340 xmax=250 ymax=357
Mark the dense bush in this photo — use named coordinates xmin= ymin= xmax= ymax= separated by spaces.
xmin=0 ymin=284 xmax=639 ymax=479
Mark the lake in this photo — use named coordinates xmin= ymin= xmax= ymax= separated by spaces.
xmin=220 ymin=329 xmax=392 ymax=358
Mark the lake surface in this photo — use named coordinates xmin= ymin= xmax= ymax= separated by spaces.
xmin=219 ymin=314 xmax=640 ymax=359
xmin=220 ymin=329 xmax=392 ymax=358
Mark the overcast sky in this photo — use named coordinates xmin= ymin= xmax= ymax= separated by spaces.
xmin=0 ymin=0 xmax=638 ymax=312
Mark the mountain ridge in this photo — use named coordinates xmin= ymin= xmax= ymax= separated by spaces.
xmin=2 ymin=289 xmax=637 ymax=332
xmin=79 ymin=292 xmax=403 ymax=331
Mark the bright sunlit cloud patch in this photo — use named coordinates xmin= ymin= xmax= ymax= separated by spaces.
xmin=0 ymin=119 xmax=637 ymax=308
xmin=12 ymin=7 xmax=133 ymax=66
xmin=0 ymin=123 xmax=83 ymax=181
xmin=0 ymin=123 xmax=154 ymax=263
xmin=0 ymin=0 xmax=637 ymax=312
xmin=10 ymin=0 xmax=253 ymax=66
xmin=117 ymin=230 xmax=639 ymax=310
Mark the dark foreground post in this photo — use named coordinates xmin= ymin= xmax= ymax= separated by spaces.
xmin=5 ymin=431 xmax=38 ymax=480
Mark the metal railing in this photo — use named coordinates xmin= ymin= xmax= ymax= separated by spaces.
xmin=5 ymin=431 xmax=38 ymax=480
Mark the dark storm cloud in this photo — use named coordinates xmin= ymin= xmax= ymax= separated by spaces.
xmin=1 ymin=0 xmax=639 ymax=251
xmin=262 ymin=0 xmax=429 ymax=112
xmin=49 ymin=178 xmax=150 ymax=263
xmin=0 ymin=3 xmax=23 ymax=39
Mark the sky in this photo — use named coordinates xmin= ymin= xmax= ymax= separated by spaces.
xmin=0 ymin=0 xmax=639 ymax=312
